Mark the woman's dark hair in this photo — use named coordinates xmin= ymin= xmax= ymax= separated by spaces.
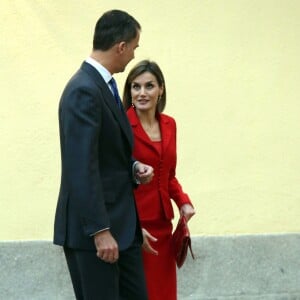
xmin=93 ymin=10 xmax=141 ymax=51
xmin=123 ymin=60 xmax=166 ymax=112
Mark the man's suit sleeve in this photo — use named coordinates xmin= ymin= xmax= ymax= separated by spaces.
xmin=61 ymin=86 xmax=110 ymax=236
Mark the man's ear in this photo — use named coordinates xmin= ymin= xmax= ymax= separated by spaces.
xmin=117 ymin=41 xmax=127 ymax=54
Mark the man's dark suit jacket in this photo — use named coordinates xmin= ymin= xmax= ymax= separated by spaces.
xmin=54 ymin=62 xmax=140 ymax=251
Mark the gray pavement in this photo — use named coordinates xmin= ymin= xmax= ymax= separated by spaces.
xmin=0 ymin=234 xmax=299 ymax=299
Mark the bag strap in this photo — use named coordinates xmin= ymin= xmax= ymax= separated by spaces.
xmin=188 ymin=238 xmax=195 ymax=259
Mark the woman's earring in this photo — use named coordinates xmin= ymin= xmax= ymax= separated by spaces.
xmin=131 ymin=102 xmax=135 ymax=108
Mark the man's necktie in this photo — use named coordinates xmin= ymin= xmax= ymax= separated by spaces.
xmin=109 ymin=77 xmax=122 ymax=110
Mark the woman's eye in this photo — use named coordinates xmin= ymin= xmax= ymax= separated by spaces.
xmin=146 ymin=84 xmax=154 ymax=89
xmin=132 ymin=84 xmax=140 ymax=90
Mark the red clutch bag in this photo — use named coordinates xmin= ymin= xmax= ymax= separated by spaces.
xmin=172 ymin=215 xmax=195 ymax=268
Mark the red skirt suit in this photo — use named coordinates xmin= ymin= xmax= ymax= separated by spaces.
xmin=127 ymin=107 xmax=192 ymax=300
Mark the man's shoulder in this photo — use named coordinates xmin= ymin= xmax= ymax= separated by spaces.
xmin=64 ymin=63 xmax=103 ymax=91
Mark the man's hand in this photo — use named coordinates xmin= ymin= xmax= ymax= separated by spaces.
xmin=135 ymin=162 xmax=154 ymax=184
xmin=94 ymin=230 xmax=119 ymax=263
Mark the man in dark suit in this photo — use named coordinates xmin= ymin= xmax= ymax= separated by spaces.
xmin=54 ymin=10 xmax=153 ymax=300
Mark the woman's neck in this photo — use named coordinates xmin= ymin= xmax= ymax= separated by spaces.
xmin=136 ymin=109 xmax=161 ymax=141
xmin=136 ymin=109 xmax=156 ymax=128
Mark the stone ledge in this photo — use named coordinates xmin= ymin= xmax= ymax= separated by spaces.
xmin=0 ymin=234 xmax=299 ymax=299
xmin=177 ymin=234 xmax=300 ymax=300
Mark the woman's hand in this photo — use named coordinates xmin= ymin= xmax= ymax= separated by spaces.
xmin=180 ymin=204 xmax=196 ymax=222
xmin=142 ymin=228 xmax=158 ymax=255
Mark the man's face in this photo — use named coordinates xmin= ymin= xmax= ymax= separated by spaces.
xmin=118 ymin=31 xmax=140 ymax=72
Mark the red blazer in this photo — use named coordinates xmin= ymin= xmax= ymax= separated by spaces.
xmin=127 ymin=107 xmax=192 ymax=221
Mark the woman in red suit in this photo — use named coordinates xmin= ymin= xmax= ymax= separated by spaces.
xmin=123 ymin=60 xmax=195 ymax=300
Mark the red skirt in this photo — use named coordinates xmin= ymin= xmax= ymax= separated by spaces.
xmin=141 ymin=219 xmax=177 ymax=300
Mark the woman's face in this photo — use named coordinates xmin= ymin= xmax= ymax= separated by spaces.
xmin=130 ymin=71 xmax=163 ymax=113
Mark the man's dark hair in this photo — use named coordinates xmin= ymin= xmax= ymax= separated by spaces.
xmin=93 ymin=10 xmax=141 ymax=51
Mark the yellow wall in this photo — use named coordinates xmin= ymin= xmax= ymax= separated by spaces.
xmin=1 ymin=0 xmax=300 ymax=240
